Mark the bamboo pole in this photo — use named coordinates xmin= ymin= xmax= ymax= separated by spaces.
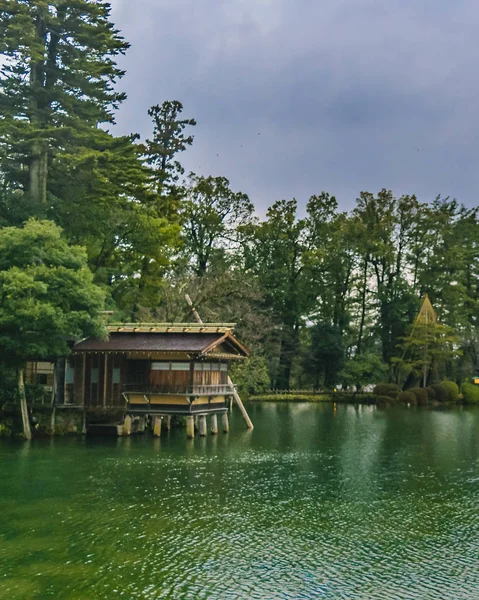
xmin=185 ymin=294 xmax=254 ymax=430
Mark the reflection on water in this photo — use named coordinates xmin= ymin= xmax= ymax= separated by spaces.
xmin=0 ymin=403 xmax=478 ymax=599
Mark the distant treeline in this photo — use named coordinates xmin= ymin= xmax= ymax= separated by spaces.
xmin=1 ymin=2 xmax=478 ymax=397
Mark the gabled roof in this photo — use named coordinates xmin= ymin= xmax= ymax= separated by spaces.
xmin=74 ymin=324 xmax=249 ymax=357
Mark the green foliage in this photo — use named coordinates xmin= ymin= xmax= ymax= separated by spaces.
xmin=145 ymin=100 xmax=196 ymax=197
xmin=0 ymin=422 xmax=12 ymax=437
xmin=461 ymin=383 xmax=479 ymax=404
xmin=0 ymin=0 xmax=128 ymax=204
xmin=373 ymin=383 xmax=400 ymax=399
xmin=441 ymin=380 xmax=459 ymax=403
xmin=182 ymin=174 xmax=254 ymax=275
xmin=0 ymin=0 xmax=129 ymax=205
xmin=308 ymin=322 xmax=345 ymax=388
xmin=1 ymin=3 xmax=478 ymax=393
xmin=340 ymin=354 xmax=388 ymax=391
xmin=0 ymin=219 xmax=106 ymax=365
xmin=430 ymin=384 xmax=448 ymax=403
xmin=250 ymin=394 xmax=330 ymax=402
xmin=408 ymin=387 xmax=428 ymax=406
xmin=0 ymin=362 xmax=17 ymax=404
xmin=397 ymin=391 xmax=416 ymax=404
xmin=425 ymin=387 xmax=436 ymax=400
xmin=229 ymin=356 xmax=271 ymax=398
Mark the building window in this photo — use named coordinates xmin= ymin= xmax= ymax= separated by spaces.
xmin=194 ymin=363 xmax=224 ymax=371
xmin=112 ymin=368 xmax=121 ymax=384
xmin=91 ymin=368 xmax=99 ymax=384
xmin=171 ymin=362 xmax=190 ymax=371
xmin=65 ymin=364 xmax=75 ymax=385
xmin=151 ymin=362 xmax=170 ymax=371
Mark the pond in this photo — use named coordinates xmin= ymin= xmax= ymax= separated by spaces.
xmin=1 ymin=403 xmax=478 ymax=599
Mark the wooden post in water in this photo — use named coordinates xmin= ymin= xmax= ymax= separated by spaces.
xmin=221 ymin=412 xmax=230 ymax=433
xmin=18 ymin=368 xmax=32 ymax=440
xmin=166 ymin=415 xmax=171 ymax=431
xmin=210 ymin=413 xmax=218 ymax=435
xmin=199 ymin=414 xmax=207 ymax=436
xmin=186 ymin=415 xmax=195 ymax=439
xmin=185 ymin=294 xmax=254 ymax=430
xmin=153 ymin=416 xmax=162 ymax=437
xmin=123 ymin=415 xmax=132 ymax=436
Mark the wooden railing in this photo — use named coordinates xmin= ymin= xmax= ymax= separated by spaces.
xmin=122 ymin=384 xmax=234 ymax=396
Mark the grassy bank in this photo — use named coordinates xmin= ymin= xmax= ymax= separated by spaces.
xmin=249 ymin=392 xmax=376 ymax=403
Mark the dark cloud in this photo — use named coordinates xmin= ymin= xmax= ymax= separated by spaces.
xmin=111 ymin=0 xmax=479 ymax=212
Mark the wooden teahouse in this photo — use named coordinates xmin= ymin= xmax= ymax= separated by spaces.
xmin=27 ymin=323 xmax=249 ymax=437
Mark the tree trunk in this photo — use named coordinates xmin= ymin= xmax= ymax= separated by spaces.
xmin=357 ymin=255 xmax=368 ymax=354
xmin=18 ymin=368 xmax=32 ymax=441
xmin=29 ymin=143 xmax=48 ymax=205
xmin=277 ymin=325 xmax=299 ymax=389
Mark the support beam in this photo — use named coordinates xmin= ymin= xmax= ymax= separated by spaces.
xmin=210 ymin=414 xmax=218 ymax=435
xmin=199 ymin=414 xmax=207 ymax=437
xmin=185 ymin=293 xmax=254 ymax=430
xmin=18 ymin=368 xmax=32 ymax=441
xmin=221 ymin=412 xmax=229 ymax=433
xmin=229 ymin=378 xmax=254 ymax=429
xmin=186 ymin=415 xmax=195 ymax=439
xmin=166 ymin=415 xmax=172 ymax=431
xmin=153 ymin=416 xmax=162 ymax=437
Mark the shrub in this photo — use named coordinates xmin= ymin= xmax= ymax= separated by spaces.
xmin=425 ymin=387 xmax=436 ymax=401
xmin=398 ymin=391 xmax=416 ymax=404
xmin=441 ymin=380 xmax=459 ymax=403
xmin=408 ymin=387 xmax=428 ymax=405
xmin=0 ymin=422 xmax=12 ymax=437
xmin=376 ymin=394 xmax=396 ymax=407
xmin=461 ymin=383 xmax=479 ymax=404
xmin=373 ymin=383 xmax=399 ymax=399
xmin=430 ymin=384 xmax=448 ymax=403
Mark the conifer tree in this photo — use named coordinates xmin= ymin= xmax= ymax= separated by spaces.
xmin=0 ymin=0 xmax=129 ymax=206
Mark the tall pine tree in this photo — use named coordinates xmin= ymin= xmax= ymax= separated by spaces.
xmin=0 ymin=0 xmax=129 ymax=207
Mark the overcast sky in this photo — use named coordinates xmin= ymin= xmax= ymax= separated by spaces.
xmin=110 ymin=0 xmax=479 ymax=214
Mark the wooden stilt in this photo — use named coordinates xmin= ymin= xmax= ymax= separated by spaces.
xmin=166 ymin=415 xmax=172 ymax=431
xmin=221 ymin=412 xmax=229 ymax=433
xmin=82 ymin=410 xmax=87 ymax=434
xmin=199 ymin=414 xmax=207 ymax=436
xmin=153 ymin=416 xmax=162 ymax=437
xmin=123 ymin=415 xmax=132 ymax=436
xmin=137 ymin=416 xmax=146 ymax=433
xmin=210 ymin=413 xmax=218 ymax=435
xmin=186 ymin=415 xmax=195 ymax=439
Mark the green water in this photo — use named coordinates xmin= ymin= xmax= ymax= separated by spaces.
xmin=1 ymin=403 xmax=478 ymax=599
